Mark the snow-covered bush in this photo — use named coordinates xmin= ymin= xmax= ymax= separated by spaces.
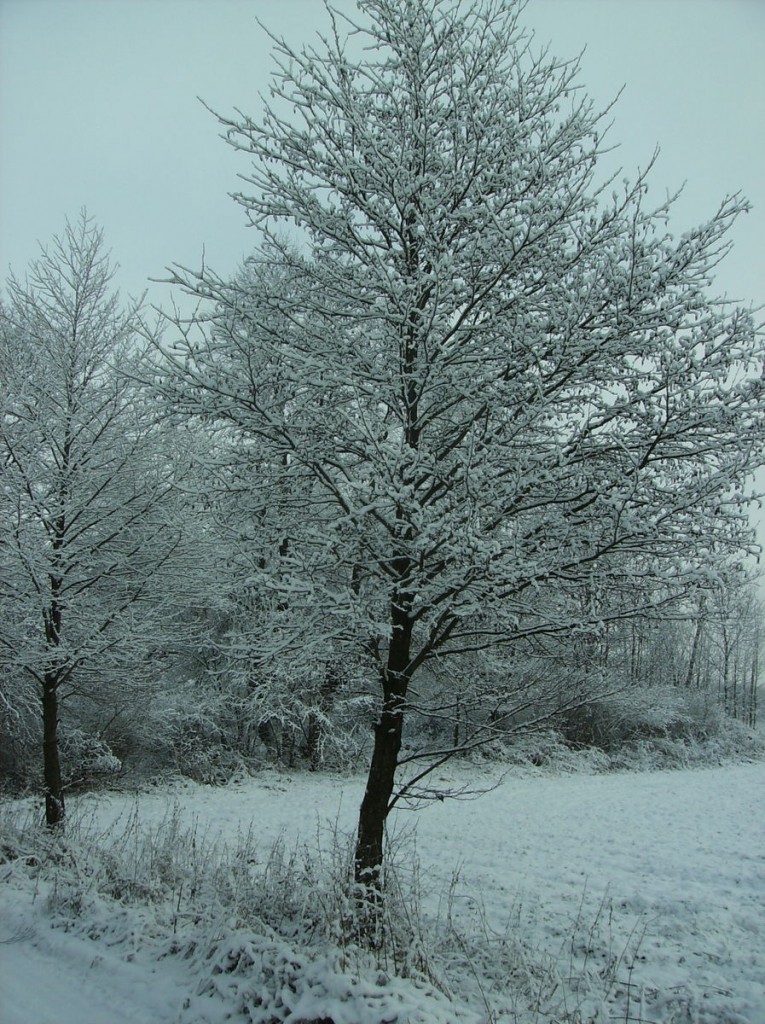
xmin=58 ymin=728 xmax=122 ymax=790
xmin=184 ymin=932 xmax=476 ymax=1024
xmin=149 ymin=700 xmax=250 ymax=785
xmin=0 ymin=715 xmax=39 ymax=795
xmin=248 ymin=693 xmax=374 ymax=772
xmin=501 ymin=729 xmax=612 ymax=773
xmin=217 ymin=662 xmax=375 ymax=773
xmin=0 ymin=665 xmax=43 ymax=794
xmin=560 ymin=685 xmax=710 ymax=752
xmin=553 ymin=684 xmax=765 ymax=769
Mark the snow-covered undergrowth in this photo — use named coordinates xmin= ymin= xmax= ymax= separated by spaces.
xmin=2 ymin=761 xmax=764 ymax=1023
xmin=496 ymin=713 xmax=765 ymax=775
xmin=0 ymin=797 xmax=533 ymax=1024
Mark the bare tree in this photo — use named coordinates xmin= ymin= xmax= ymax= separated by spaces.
xmin=0 ymin=213 xmax=183 ymax=826
xmin=158 ymin=0 xmax=765 ymax=906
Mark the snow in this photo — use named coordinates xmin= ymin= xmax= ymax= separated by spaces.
xmin=0 ymin=929 xmax=187 ymax=1024
xmin=2 ymin=761 xmax=764 ymax=1023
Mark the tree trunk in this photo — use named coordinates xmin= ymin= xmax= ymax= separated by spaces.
xmin=42 ymin=673 xmax=64 ymax=827
xmin=354 ymin=600 xmax=412 ymax=904
xmin=42 ymin=574 xmax=65 ymax=828
xmin=684 ymin=611 xmax=704 ymax=689
xmin=750 ymin=649 xmax=758 ymax=728
xmin=354 ymin=697 xmax=403 ymax=887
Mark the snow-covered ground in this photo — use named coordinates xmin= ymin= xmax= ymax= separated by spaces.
xmin=1 ymin=761 xmax=763 ymax=1023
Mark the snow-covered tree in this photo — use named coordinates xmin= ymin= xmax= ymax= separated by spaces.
xmin=158 ymin=0 xmax=765 ymax=898
xmin=0 ymin=214 xmax=184 ymax=825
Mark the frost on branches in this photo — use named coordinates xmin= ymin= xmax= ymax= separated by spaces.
xmin=0 ymin=214 xmax=185 ymax=826
xmin=157 ymin=0 xmax=765 ymax=899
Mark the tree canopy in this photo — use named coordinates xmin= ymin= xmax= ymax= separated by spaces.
xmin=157 ymin=0 xmax=765 ymax=897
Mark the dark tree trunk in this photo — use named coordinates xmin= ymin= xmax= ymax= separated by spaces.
xmin=42 ymin=571 xmax=65 ymax=828
xmin=354 ymin=695 xmax=404 ymax=887
xmin=750 ymin=650 xmax=758 ymax=728
xmin=42 ymin=673 xmax=64 ymax=827
xmin=684 ymin=612 xmax=704 ymax=689
xmin=354 ymin=598 xmax=413 ymax=900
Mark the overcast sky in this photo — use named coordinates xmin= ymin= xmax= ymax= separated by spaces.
xmin=1 ymin=0 xmax=763 ymax=313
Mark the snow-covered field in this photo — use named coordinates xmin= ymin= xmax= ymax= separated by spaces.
xmin=2 ymin=761 xmax=763 ymax=1023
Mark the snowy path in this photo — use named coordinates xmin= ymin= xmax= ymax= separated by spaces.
xmin=0 ymin=936 xmax=188 ymax=1024
xmin=2 ymin=761 xmax=763 ymax=1022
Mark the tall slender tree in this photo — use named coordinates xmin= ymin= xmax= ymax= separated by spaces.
xmin=160 ymin=0 xmax=765 ymax=902
xmin=0 ymin=213 xmax=183 ymax=825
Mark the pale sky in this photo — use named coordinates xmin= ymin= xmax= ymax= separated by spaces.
xmin=1 ymin=0 xmax=763 ymax=312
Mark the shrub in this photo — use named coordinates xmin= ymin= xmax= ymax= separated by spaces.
xmin=560 ymin=686 xmax=707 ymax=752
xmin=150 ymin=701 xmax=249 ymax=785
xmin=59 ymin=728 xmax=122 ymax=790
